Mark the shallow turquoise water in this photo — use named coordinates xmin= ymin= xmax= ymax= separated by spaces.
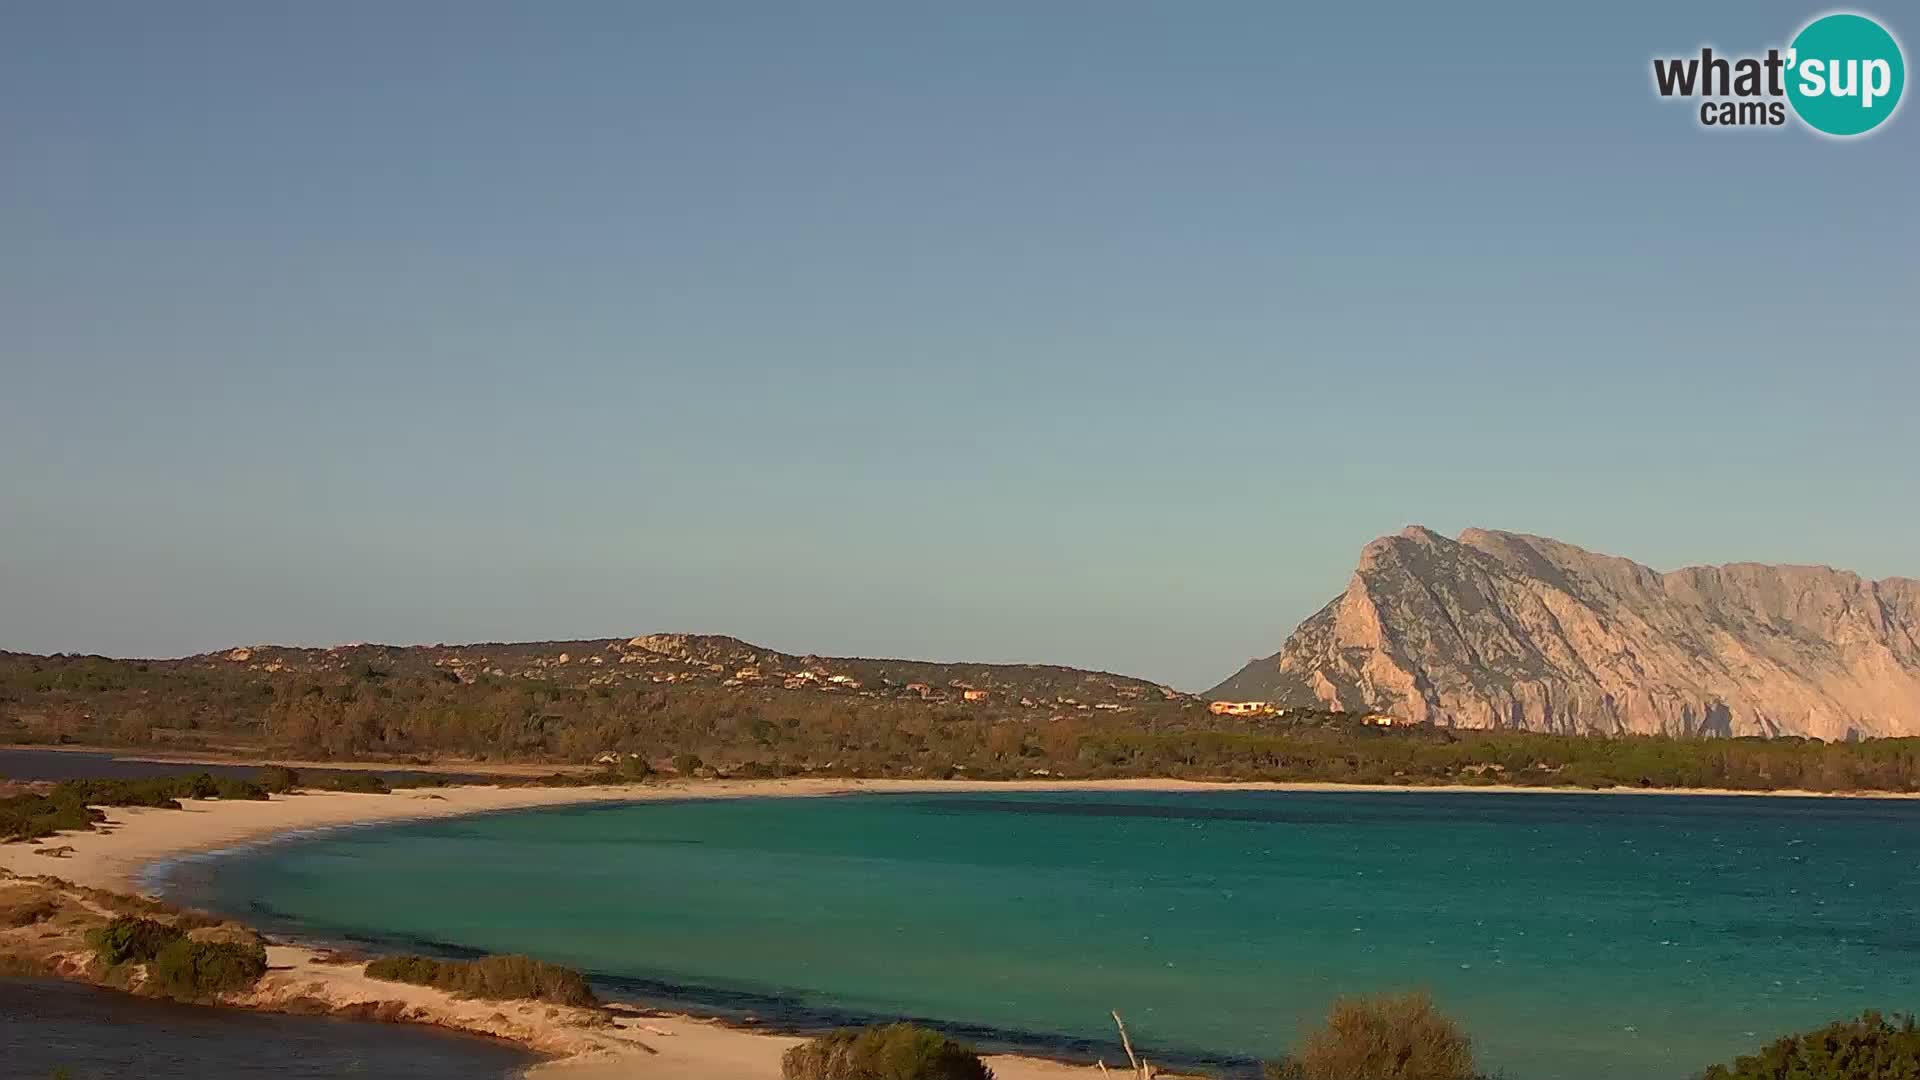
xmin=169 ymin=791 xmax=1920 ymax=1079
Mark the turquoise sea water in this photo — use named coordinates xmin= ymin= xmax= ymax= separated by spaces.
xmin=166 ymin=791 xmax=1920 ymax=1080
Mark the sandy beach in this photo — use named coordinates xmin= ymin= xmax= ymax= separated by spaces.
xmin=7 ymin=773 xmax=1912 ymax=898
xmin=5 ymin=775 xmax=1915 ymax=1079
xmin=1 ymin=778 xmax=1194 ymax=1079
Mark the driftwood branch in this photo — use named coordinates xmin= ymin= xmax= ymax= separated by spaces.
xmin=1109 ymin=1010 xmax=1155 ymax=1078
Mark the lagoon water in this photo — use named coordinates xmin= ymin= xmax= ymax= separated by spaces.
xmin=166 ymin=791 xmax=1920 ymax=1080
xmin=0 ymin=976 xmax=536 ymax=1078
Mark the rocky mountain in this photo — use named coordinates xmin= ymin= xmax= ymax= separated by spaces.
xmin=1209 ymin=527 xmax=1920 ymax=739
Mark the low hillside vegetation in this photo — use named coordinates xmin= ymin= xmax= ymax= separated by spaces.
xmin=781 ymin=1023 xmax=994 ymax=1080
xmin=363 ymin=953 xmax=597 ymax=1007
xmin=8 ymin=647 xmax=1920 ymax=792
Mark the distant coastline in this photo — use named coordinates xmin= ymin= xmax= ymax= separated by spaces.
xmin=10 ymin=774 xmax=1920 ymax=900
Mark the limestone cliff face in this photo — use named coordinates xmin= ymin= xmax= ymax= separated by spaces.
xmin=1209 ymin=527 xmax=1920 ymax=738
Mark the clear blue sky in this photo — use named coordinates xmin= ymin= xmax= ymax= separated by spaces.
xmin=2 ymin=2 xmax=1915 ymax=690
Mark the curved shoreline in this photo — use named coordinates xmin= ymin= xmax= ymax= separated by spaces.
xmin=158 ymin=851 xmax=1259 ymax=1078
xmin=10 ymin=774 xmax=1919 ymax=898
xmin=6 ymin=776 xmax=1919 ymax=1079
xmin=0 ymin=780 xmax=1137 ymax=1080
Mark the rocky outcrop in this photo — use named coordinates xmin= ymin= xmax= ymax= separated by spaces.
xmin=1209 ymin=527 xmax=1920 ymax=739
xmin=621 ymin=633 xmax=767 ymax=667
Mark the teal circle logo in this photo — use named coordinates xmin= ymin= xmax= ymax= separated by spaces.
xmin=1786 ymin=13 xmax=1905 ymax=136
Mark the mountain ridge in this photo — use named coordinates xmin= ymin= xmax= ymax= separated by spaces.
xmin=1210 ymin=527 xmax=1920 ymax=739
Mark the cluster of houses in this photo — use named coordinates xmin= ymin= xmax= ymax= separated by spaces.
xmin=1206 ymin=700 xmax=1421 ymax=728
xmin=900 ymin=683 xmax=991 ymax=703
xmin=717 ymin=666 xmax=860 ymax=690
xmin=229 ymin=638 xmax=1156 ymax=718
xmin=1208 ymin=700 xmax=1281 ymax=717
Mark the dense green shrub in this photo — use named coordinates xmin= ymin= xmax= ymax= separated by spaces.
xmin=0 ymin=796 xmax=101 ymax=841
xmin=306 ymin=771 xmax=390 ymax=794
xmin=147 ymin=937 xmax=268 ymax=999
xmin=386 ymin=771 xmax=453 ymax=789
xmin=2 ymin=772 xmax=271 ymax=841
xmin=1266 ymin=992 xmax=1482 ymax=1080
xmin=53 ymin=773 xmax=265 ymax=806
xmin=211 ymin=776 xmax=269 ymax=800
xmin=257 ymin=765 xmax=301 ymax=793
xmin=364 ymin=953 xmax=596 ymax=1006
xmin=532 ymin=770 xmax=599 ymax=787
xmin=1699 ymin=1011 xmax=1920 ymax=1079
xmin=727 ymin=760 xmax=802 ymax=779
xmin=88 ymin=916 xmax=185 ymax=965
xmin=781 ymin=1024 xmax=994 ymax=1080
xmin=671 ymin=753 xmax=704 ymax=775
xmin=364 ymin=954 xmax=442 ymax=984
xmin=50 ymin=778 xmax=181 ymax=809
xmin=85 ymin=913 xmax=264 ymax=998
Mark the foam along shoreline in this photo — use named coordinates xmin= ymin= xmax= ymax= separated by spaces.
xmin=5 ymin=777 xmax=1918 ymax=1080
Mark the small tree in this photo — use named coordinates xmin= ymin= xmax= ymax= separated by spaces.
xmin=1266 ymin=992 xmax=1479 ymax=1080
xmin=258 ymin=765 xmax=301 ymax=793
